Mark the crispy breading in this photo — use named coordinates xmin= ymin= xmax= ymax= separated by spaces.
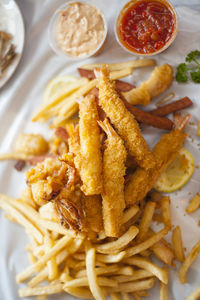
xmin=98 ymin=119 xmax=127 ymax=237
xmin=26 ymin=155 xmax=87 ymax=231
xmin=97 ymin=65 xmax=155 ymax=170
xmin=124 ymin=64 xmax=173 ymax=105
xmin=82 ymin=194 xmax=103 ymax=233
xmin=67 ymin=123 xmax=103 ymax=233
xmin=79 ymin=95 xmax=103 ymax=195
xmin=125 ymin=129 xmax=186 ymax=206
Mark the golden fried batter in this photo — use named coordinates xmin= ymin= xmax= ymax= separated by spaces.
xmin=124 ymin=64 xmax=173 ymax=105
xmin=97 ymin=65 xmax=155 ymax=170
xmin=79 ymin=95 xmax=103 ymax=195
xmin=125 ymin=128 xmax=186 ymax=206
xmin=82 ymin=194 xmax=103 ymax=233
xmin=98 ymin=119 xmax=127 ymax=237
xmin=67 ymin=123 xmax=103 ymax=233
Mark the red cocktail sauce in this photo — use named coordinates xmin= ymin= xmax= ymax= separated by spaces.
xmin=117 ymin=0 xmax=176 ymax=54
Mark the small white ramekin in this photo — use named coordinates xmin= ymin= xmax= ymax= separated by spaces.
xmin=115 ymin=0 xmax=178 ymax=57
xmin=48 ymin=1 xmax=108 ymax=61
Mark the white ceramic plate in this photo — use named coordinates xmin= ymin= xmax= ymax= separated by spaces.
xmin=0 ymin=0 xmax=25 ymax=89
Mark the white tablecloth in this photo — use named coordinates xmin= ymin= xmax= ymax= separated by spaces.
xmin=1 ymin=0 xmax=200 ymax=299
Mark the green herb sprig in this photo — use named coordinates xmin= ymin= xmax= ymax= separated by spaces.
xmin=176 ymin=50 xmax=200 ymax=83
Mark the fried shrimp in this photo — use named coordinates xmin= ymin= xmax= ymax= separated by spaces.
xmin=98 ymin=119 xmax=127 ymax=237
xmin=79 ymin=95 xmax=103 ymax=195
xmin=125 ymin=114 xmax=189 ymax=206
xmin=97 ymin=65 xmax=155 ymax=170
xmin=124 ymin=64 xmax=173 ymax=105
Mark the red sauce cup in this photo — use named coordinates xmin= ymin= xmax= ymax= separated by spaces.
xmin=115 ymin=0 xmax=178 ymax=56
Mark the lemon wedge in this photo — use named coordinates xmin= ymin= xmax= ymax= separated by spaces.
xmin=43 ymin=75 xmax=77 ymax=104
xmin=154 ymin=148 xmax=194 ymax=193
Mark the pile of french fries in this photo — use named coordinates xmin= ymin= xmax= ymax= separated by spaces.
xmin=0 ymin=190 xmax=199 ymax=300
xmin=0 ymin=58 xmax=200 ymax=300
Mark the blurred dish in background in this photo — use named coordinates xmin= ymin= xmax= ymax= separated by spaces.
xmin=48 ymin=1 xmax=107 ymax=60
xmin=115 ymin=0 xmax=178 ymax=56
xmin=0 ymin=0 xmax=24 ymax=89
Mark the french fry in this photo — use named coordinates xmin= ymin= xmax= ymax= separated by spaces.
xmin=179 ymin=239 xmax=200 ymax=284
xmin=76 ymin=265 xmax=119 ymax=278
xmin=186 ymin=193 xmax=200 ymax=213
xmin=126 ymin=227 xmax=169 ymax=257
xmin=160 ymin=281 xmax=168 ymax=300
xmin=96 ymin=226 xmax=139 ymax=253
xmin=38 ymin=219 xmax=84 ymax=238
xmin=32 ymin=78 xmax=88 ymax=121
xmin=124 ymin=256 xmax=169 ymax=284
xmin=172 ymin=226 xmax=185 ymax=262
xmin=186 ymin=285 xmax=200 ymax=300
xmin=132 ymin=293 xmax=141 ymax=300
xmin=161 ymin=197 xmax=171 ymax=228
xmin=110 ymin=292 xmax=121 ymax=300
xmin=53 ymin=68 xmax=133 ymax=127
xmin=29 ymin=239 xmax=83 ymax=287
xmin=108 ymin=278 xmax=155 ymax=293
xmin=137 ymin=201 xmax=156 ymax=242
xmin=86 ymin=246 xmax=106 ymax=300
xmin=18 ymin=283 xmax=63 ymax=297
xmin=122 ymin=206 xmax=139 ymax=224
xmin=16 ymin=235 xmax=72 ymax=283
xmin=122 ymin=292 xmax=131 ymax=300
xmin=0 ymin=196 xmax=43 ymax=244
xmin=0 ymin=152 xmax=33 ymax=161
xmin=114 ymin=270 xmax=153 ymax=283
xmin=37 ymin=296 xmax=47 ymax=300
xmin=135 ymin=291 xmax=149 ymax=297
xmin=151 ymin=239 xmax=175 ymax=266
xmin=116 ymin=267 xmax=134 ymax=276
xmin=63 ymin=276 xmax=118 ymax=288
xmin=96 ymin=252 xmax=126 ymax=263
xmin=44 ymin=235 xmax=58 ymax=281
xmin=63 ymin=286 xmax=93 ymax=299
xmin=81 ymin=59 xmax=156 ymax=71
xmin=78 ymin=68 xmax=134 ymax=92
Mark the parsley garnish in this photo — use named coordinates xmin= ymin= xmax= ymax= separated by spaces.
xmin=176 ymin=50 xmax=200 ymax=83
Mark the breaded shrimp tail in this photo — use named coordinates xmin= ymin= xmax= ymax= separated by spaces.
xmin=97 ymin=65 xmax=155 ymax=170
xmin=124 ymin=64 xmax=173 ymax=105
xmin=79 ymin=95 xmax=103 ymax=195
xmin=98 ymin=119 xmax=127 ymax=237
xmin=125 ymin=115 xmax=189 ymax=206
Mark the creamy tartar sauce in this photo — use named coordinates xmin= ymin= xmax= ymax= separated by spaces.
xmin=56 ymin=2 xmax=105 ymax=57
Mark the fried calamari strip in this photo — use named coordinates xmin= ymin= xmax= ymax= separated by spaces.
xmin=67 ymin=123 xmax=103 ymax=233
xmin=79 ymin=95 xmax=103 ymax=195
xmin=97 ymin=65 xmax=155 ymax=170
xmin=125 ymin=115 xmax=189 ymax=206
xmin=82 ymin=194 xmax=103 ymax=233
xmin=124 ymin=64 xmax=173 ymax=105
xmin=98 ymin=119 xmax=127 ymax=237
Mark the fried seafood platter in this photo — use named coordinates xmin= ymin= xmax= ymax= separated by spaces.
xmin=0 ymin=58 xmax=199 ymax=300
